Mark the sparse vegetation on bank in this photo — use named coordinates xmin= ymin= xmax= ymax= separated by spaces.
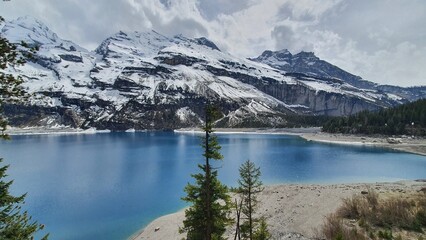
xmin=320 ymin=189 xmax=426 ymax=240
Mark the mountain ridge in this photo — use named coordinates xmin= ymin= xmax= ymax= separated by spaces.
xmin=251 ymin=49 xmax=376 ymax=90
xmin=1 ymin=16 xmax=424 ymax=130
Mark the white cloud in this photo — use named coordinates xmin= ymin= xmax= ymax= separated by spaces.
xmin=0 ymin=0 xmax=425 ymax=86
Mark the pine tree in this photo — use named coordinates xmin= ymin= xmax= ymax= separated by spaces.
xmin=237 ymin=160 xmax=264 ymax=240
xmin=322 ymin=99 xmax=426 ymax=136
xmin=253 ymin=218 xmax=271 ymax=240
xmin=0 ymin=16 xmax=48 ymax=239
xmin=181 ymin=106 xmax=232 ymax=240
xmin=0 ymin=159 xmax=48 ymax=240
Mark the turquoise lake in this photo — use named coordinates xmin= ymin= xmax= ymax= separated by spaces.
xmin=0 ymin=132 xmax=425 ymax=239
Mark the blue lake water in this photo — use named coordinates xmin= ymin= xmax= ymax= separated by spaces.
xmin=0 ymin=132 xmax=425 ymax=240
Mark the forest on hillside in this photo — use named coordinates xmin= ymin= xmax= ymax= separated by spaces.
xmin=322 ymin=99 xmax=426 ymax=136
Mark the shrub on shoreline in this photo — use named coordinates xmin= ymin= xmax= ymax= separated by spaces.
xmin=320 ymin=189 xmax=426 ymax=239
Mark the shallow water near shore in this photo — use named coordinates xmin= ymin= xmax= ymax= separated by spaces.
xmin=0 ymin=132 xmax=425 ymax=240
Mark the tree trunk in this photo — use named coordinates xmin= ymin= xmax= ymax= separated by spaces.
xmin=205 ymin=113 xmax=211 ymax=240
xmin=249 ymin=187 xmax=252 ymax=240
xmin=234 ymin=199 xmax=242 ymax=240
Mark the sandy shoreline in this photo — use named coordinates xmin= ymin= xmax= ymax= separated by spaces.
xmin=300 ymin=132 xmax=426 ymax=156
xmin=131 ymin=180 xmax=426 ymax=240
xmin=176 ymin=127 xmax=426 ymax=156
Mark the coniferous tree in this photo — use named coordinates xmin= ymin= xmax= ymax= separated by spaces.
xmin=253 ymin=218 xmax=271 ymax=240
xmin=181 ymin=106 xmax=232 ymax=240
xmin=0 ymin=16 xmax=48 ymax=239
xmin=322 ymin=99 xmax=426 ymax=136
xmin=237 ymin=160 xmax=264 ymax=240
xmin=0 ymin=159 xmax=48 ymax=240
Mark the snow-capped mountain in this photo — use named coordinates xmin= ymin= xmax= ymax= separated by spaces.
xmin=1 ymin=17 xmax=419 ymax=130
xmin=250 ymin=49 xmax=376 ymax=89
xmin=251 ymin=49 xmax=425 ymax=100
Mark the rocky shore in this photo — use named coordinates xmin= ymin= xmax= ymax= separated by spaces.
xmin=131 ymin=181 xmax=426 ymax=240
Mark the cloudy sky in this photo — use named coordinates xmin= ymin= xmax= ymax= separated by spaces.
xmin=1 ymin=0 xmax=425 ymax=87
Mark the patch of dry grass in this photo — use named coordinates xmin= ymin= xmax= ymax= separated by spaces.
xmin=319 ymin=189 xmax=426 ymax=240
xmin=321 ymin=214 xmax=367 ymax=240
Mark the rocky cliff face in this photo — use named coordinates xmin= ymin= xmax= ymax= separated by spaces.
xmin=251 ymin=49 xmax=425 ymax=103
xmin=1 ymin=17 xmax=417 ymax=130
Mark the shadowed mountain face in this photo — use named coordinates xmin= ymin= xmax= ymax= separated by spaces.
xmin=1 ymin=17 xmax=423 ymax=130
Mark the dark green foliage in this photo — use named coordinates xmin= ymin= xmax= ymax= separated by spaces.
xmin=0 ymin=16 xmax=47 ymax=239
xmin=253 ymin=218 xmax=271 ymax=240
xmin=0 ymin=16 xmax=36 ymax=103
xmin=417 ymin=209 xmax=426 ymax=227
xmin=181 ymin=106 xmax=232 ymax=240
xmin=378 ymin=230 xmax=393 ymax=240
xmin=181 ymin=170 xmax=232 ymax=240
xmin=237 ymin=160 xmax=264 ymax=240
xmin=323 ymin=99 xmax=426 ymax=136
xmin=1 ymin=16 xmax=36 ymax=138
xmin=369 ymin=231 xmax=376 ymax=239
xmin=284 ymin=114 xmax=336 ymax=128
xmin=0 ymin=159 xmax=48 ymax=240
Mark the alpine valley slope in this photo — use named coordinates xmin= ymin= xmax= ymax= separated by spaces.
xmin=1 ymin=16 xmax=422 ymax=130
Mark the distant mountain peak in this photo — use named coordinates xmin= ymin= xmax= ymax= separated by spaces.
xmin=258 ymin=49 xmax=291 ymax=58
xmin=251 ymin=49 xmax=293 ymax=68
xmin=2 ymin=16 xmax=88 ymax=54
xmin=94 ymin=29 xmax=172 ymax=57
xmin=194 ymin=37 xmax=220 ymax=51
xmin=13 ymin=15 xmax=46 ymax=28
xmin=294 ymin=51 xmax=317 ymax=59
xmin=276 ymin=49 xmax=292 ymax=54
xmin=94 ymin=29 xmax=222 ymax=59
xmin=2 ymin=16 xmax=59 ymax=45
xmin=251 ymin=49 xmax=377 ymax=89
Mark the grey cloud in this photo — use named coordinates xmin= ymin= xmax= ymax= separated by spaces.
xmin=319 ymin=0 xmax=426 ymax=52
xmin=271 ymin=25 xmax=294 ymax=51
xmin=140 ymin=3 xmax=208 ymax=38
xmin=198 ymin=0 xmax=251 ymax=20
xmin=271 ymin=25 xmax=313 ymax=53
xmin=276 ymin=3 xmax=315 ymax=22
xmin=159 ymin=0 xmax=172 ymax=9
xmin=161 ymin=18 xmax=208 ymax=37
xmin=1 ymin=0 xmax=208 ymax=49
xmin=144 ymin=10 xmax=208 ymax=38
xmin=1 ymin=0 xmax=153 ymax=49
